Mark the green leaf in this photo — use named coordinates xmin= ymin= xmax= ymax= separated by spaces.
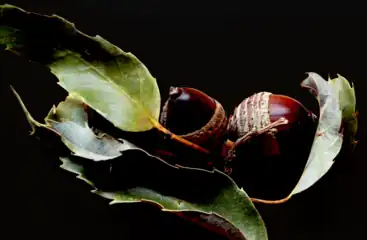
xmin=11 ymin=86 xmax=138 ymax=161
xmin=59 ymin=153 xmax=268 ymax=240
xmin=12 ymin=86 xmax=268 ymax=239
xmin=249 ymin=73 xmax=358 ymax=204
xmin=0 ymin=4 xmax=161 ymax=132
xmin=290 ymin=72 xmax=346 ymax=195
xmin=329 ymin=74 xmax=358 ymax=145
xmin=0 ymin=26 xmax=22 ymax=48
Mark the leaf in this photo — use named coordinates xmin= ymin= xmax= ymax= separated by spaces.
xmin=329 ymin=74 xmax=358 ymax=145
xmin=59 ymin=152 xmax=268 ymax=240
xmin=247 ymin=72 xmax=358 ymax=205
xmin=12 ymin=86 xmax=267 ymax=239
xmin=0 ymin=26 xmax=22 ymax=48
xmin=0 ymin=4 xmax=161 ymax=132
xmin=290 ymin=72 xmax=345 ymax=195
xmin=11 ymin=86 xmax=138 ymax=161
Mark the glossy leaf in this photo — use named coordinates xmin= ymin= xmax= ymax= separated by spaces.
xmin=0 ymin=4 xmax=161 ymax=132
xmin=11 ymin=87 xmax=138 ymax=161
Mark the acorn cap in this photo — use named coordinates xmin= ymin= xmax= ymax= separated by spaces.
xmin=227 ymin=92 xmax=317 ymax=141
xmin=160 ymin=87 xmax=228 ymax=150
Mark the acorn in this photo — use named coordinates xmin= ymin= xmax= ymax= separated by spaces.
xmin=227 ymin=92 xmax=317 ymax=142
xmin=160 ymin=87 xmax=228 ymax=151
xmin=224 ymin=91 xmax=318 ymax=182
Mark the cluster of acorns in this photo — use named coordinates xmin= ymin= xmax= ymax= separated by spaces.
xmin=159 ymin=86 xmax=318 ymax=174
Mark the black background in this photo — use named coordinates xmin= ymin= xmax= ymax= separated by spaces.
xmin=1 ymin=1 xmax=366 ymax=240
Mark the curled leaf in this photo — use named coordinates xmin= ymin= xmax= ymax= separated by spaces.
xmin=11 ymin=86 xmax=138 ymax=161
xmin=250 ymin=72 xmax=357 ymax=204
xmin=290 ymin=72 xmax=344 ymax=195
xmin=59 ymin=152 xmax=268 ymax=240
xmin=0 ymin=4 xmax=161 ymax=132
xmin=12 ymin=86 xmax=268 ymax=239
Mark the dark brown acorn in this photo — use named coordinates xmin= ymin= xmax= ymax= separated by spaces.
xmin=160 ymin=87 xmax=228 ymax=151
xmin=224 ymin=91 xmax=318 ymax=192
xmin=159 ymin=87 xmax=318 ymax=178
xmin=219 ymin=92 xmax=320 ymax=199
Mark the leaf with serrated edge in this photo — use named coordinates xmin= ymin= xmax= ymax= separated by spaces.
xmin=329 ymin=74 xmax=358 ymax=144
xmin=11 ymin=86 xmax=138 ymax=161
xmin=291 ymin=72 xmax=344 ymax=195
xmin=59 ymin=151 xmax=268 ymax=240
xmin=12 ymin=85 xmax=267 ymax=239
xmin=0 ymin=4 xmax=160 ymax=132
xmin=60 ymin=157 xmax=95 ymax=187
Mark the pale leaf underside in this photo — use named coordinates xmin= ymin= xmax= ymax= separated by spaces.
xmin=291 ymin=72 xmax=346 ymax=195
xmin=11 ymin=87 xmax=138 ymax=161
xmin=250 ymin=72 xmax=357 ymax=204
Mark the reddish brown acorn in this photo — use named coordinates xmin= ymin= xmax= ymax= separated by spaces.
xmin=227 ymin=92 xmax=317 ymax=141
xmin=158 ymin=87 xmax=318 ymax=176
xmin=224 ymin=92 xmax=318 ymax=175
xmin=160 ymin=87 xmax=228 ymax=151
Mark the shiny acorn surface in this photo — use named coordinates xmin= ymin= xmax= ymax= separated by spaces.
xmin=224 ymin=92 xmax=318 ymax=197
xmin=224 ymin=92 xmax=317 ymax=180
xmin=160 ymin=87 xmax=228 ymax=150
xmin=227 ymin=92 xmax=317 ymax=141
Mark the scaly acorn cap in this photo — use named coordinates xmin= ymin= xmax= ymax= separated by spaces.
xmin=227 ymin=92 xmax=317 ymax=141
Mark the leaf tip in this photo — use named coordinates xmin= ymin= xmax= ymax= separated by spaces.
xmin=109 ymin=200 xmax=121 ymax=205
